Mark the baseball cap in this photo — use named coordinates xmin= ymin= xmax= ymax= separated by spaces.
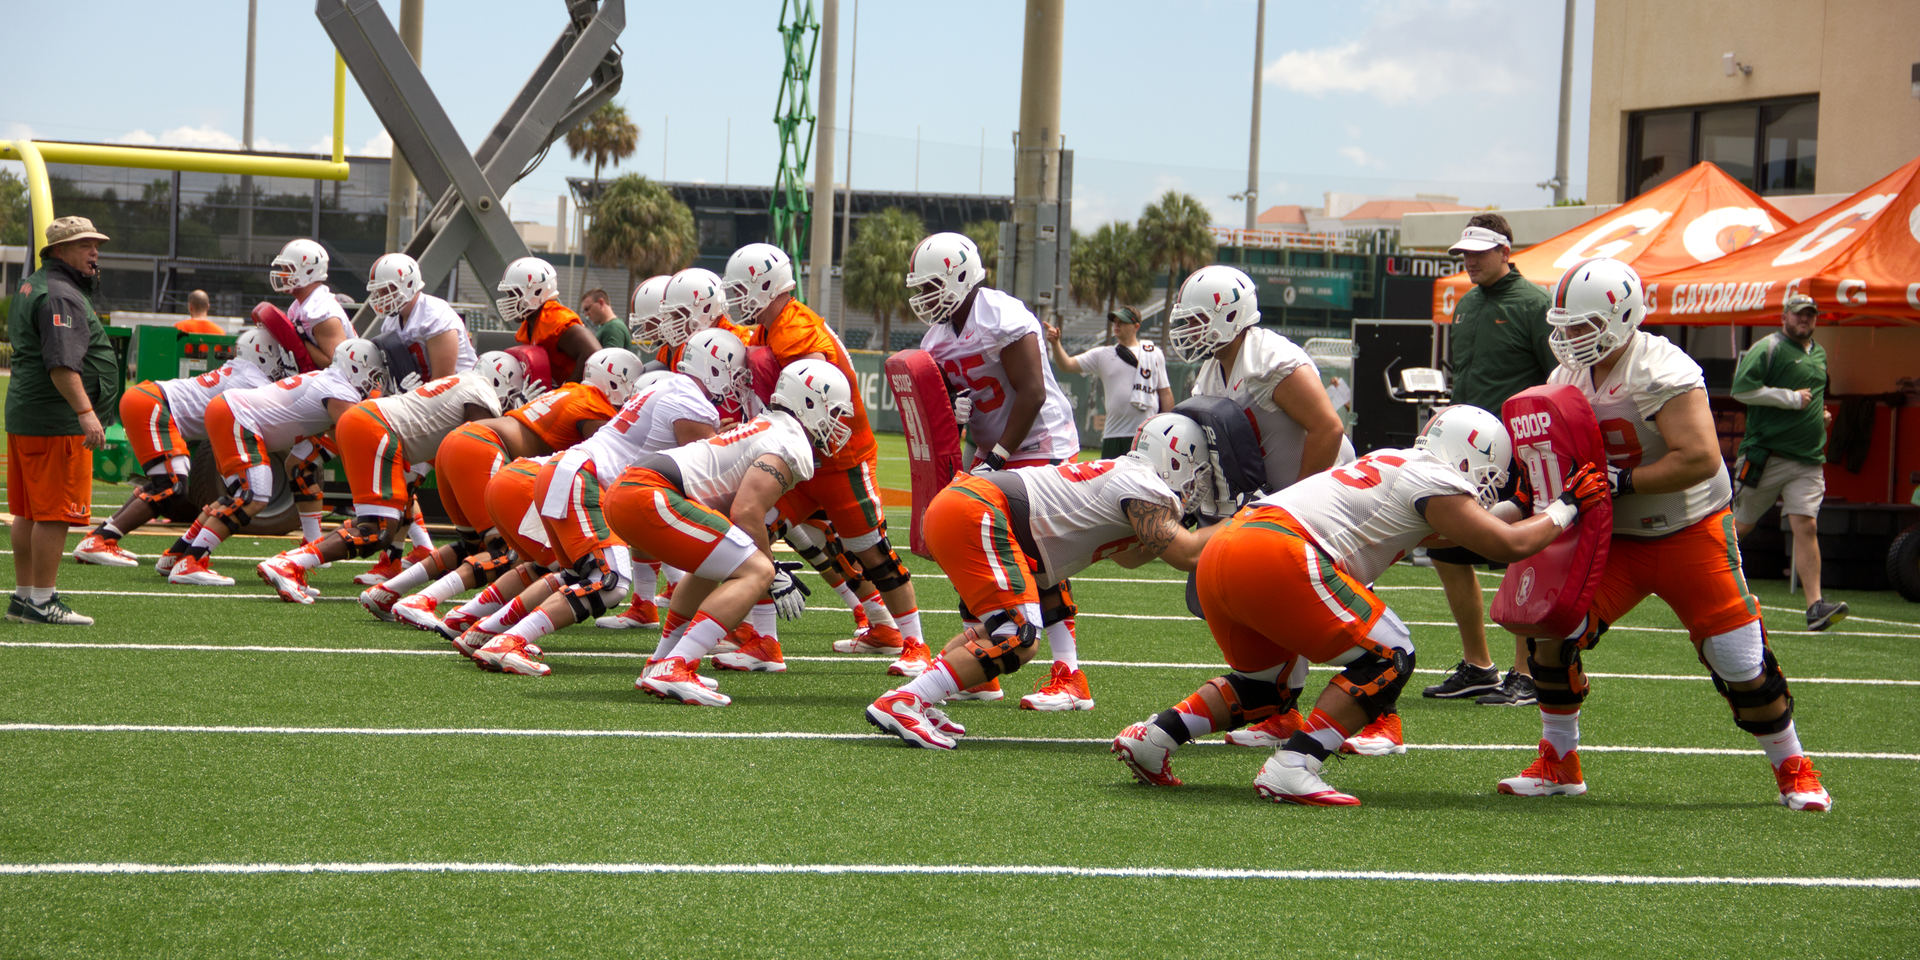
xmin=1108 ymin=306 xmax=1142 ymax=325
xmin=43 ymin=216 xmax=110 ymax=249
xmin=1449 ymin=225 xmax=1510 ymax=254
xmin=1783 ymin=293 xmax=1817 ymax=313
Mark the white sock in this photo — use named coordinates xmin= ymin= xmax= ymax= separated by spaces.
xmin=750 ymin=600 xmax=777 ymax=638
xmin=1758 ymin=721 xmax=1804 ymax=767
xmin=894 ymin=608 xmax=922 ymax=643
xmin=286 ymin=545 xmax=326 ymax=570
xmin=641 ymin=561 xmax=661 ymax=595
xmin=1306 ymin=726 xmax=1346 ymax=752
xmin=833 ymin=580 xmax=861 ymax=611
xmin=663 ymin=565 xmax=685 ymax=586
xmin=1046 ymin=619 xmax=1078 ymax=671
xmin=1541 ymin=708 xmax=1581 ymax=756
xmin=29 ymin=586 xmax=55 ymax=604
xmin=168 ymin=455 xmax=190 ymax=477
xmin=14 ymin=586 xmax=30 ymax=600
xmin=478 ymin=597 xmax=530 ymax=633
xmin=422 ymin=569 xmax=469 ymax=603
xmin=1177 ymin=712 xmax=1213 ymax=740
xmin=902 ymin=658 xmax=963 ymax=703
xmin=861 ymin=591 xmax=896 ymax=628
xmin=189 ymin=525 xmax=223 ymax=551
xmin=454 ymin=584 xmax=507 ymax=620
xmin=1287 ymin=654 xmax=1309 ymax=693
xmin=505 ymin=609 xmax=554 ymax=643
xmin=669 ymin=614 xmax=730 ymax=661
xmin=407 ymin=522 xmax=432 ymax=550
xmin=381 ymin=560 xmax=437 ymax=596
xmin=299 ymin=511 xmax=324 ymax=543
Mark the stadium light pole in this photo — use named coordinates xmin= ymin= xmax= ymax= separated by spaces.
xmin=1012 ymin=0 xmax=1064 ymax=322
xmin=809 ymin=0 xmax=839 ymax=313
xmin=384 ymin=0 xmax=425 ymax=255
xmin=1552 ymin=0 xmax=1575 ymax=204
xmin=1244 ymin=0 xmax=1264 ymax=233
xmin=838 ymin=0 xmax=859 ymax=335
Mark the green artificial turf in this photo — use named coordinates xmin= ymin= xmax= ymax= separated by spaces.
xmin=2 ymin=501 xmax=1918 ymax=957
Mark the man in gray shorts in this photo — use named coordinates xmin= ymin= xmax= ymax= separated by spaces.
xmin=1732 ymin=293 xmax=1844 ymax=631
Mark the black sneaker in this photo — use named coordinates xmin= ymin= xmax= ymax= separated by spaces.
xmin=1806 ymin=600 xmax=1849 ymax=632
xmin=17 ymin=595 xmax=94 ymax=626
xmin=4 ymin=595 xmax=26 ymax=623
xmin=1475 ymin=670 xmax=1537 ymax=706
xmin=1422 ymin=660 xmax=1501 ymax=699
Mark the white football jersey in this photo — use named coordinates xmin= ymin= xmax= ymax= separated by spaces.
xmin=919 ymin=287 xmax=1080 ymax=461
xmin=1192 ymin=326 xmax=1355 ymax=491
xmin=1263 ymin=447 xmax=1476 ymax=585
xmin=369 ymin=370 xmax=503 ymax=463
xmin=579 ymin=373 xmax=721 ymax=482
xmin=377 ymin=293 xmax=477 ymax=375
xmin=665 ymin=410 xmax=818 ymax=509
xmin=223 ymin=368 xmax=361 ymax=452
xmin=158 ymin=360 xmax=277 ymax=440
xmin=1549 ymin=331 xmax=1730 ymax=537
xmin=1013 ymin=455 xmax=1180 ymax=585
xmin=288 ymin=284 xmax=349 ymax=344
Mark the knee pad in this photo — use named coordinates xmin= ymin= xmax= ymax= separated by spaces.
xmin=962 ymin=610 xmax=1038 ymax=680
xmin=1330 ymin=644 xmax=1416 ymax=721
xmin=564 ymin=578 xmax=631 ymax=622
xmin=1713 ymin=647 xmax=1794 ymax=736
xmin=471 ymin=549 xmax=515 ymax=585
xmin=288 ymin=459 xmax=326 ymax=501
xmin=136 ymin=472 xmax=188 ymax=505
xmin=560 ymin=550 xmax=632 ymax=621
xmin=861 ymin=536 xmax=912 ymax=593
xmin=1207 ymin=672 xmax=1290 ymax=729
xmin=340 ymin=515 xmax=397 ymax=559
xmin=1038 ymin=581 xmax=1077 ymax=628
xmin=205 ymin=495 xmax=254 ymax=537
xmin=1698 ymin=620 xmax=1766 ymax=682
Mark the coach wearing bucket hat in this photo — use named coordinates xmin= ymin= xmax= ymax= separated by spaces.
xmin=5 ymin=216 xmax=123 ymax=626
xmin=1421 ymin=213 xmax=1558 ymax=707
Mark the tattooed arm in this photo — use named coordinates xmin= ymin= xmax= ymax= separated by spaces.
xmin=1113 ymin=498 xmax=1218 ymax=572
xmin=732 ymin=453 xmax=797 ymax=557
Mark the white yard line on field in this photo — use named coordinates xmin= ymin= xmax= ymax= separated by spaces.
xmin=0 ymin=860 xmax=1911 ymax=887
xmin=0 ymin=723 xmax=1914 ymax=762
xmin=1758 ymin=603 xmax=1920 ymax=629
xmin=5 ymin=641 xmax=1918 ymax=686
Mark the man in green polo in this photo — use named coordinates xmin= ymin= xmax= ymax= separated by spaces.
xmin=1421 ymin=213 xmax=1558 ymax=707
xmin=6 ymin=216 xmax=122 ymax=626
xmin=1733 ymin=293 xmax=1844 ymax=631
xmin=579 ymin=288 xmax=634 ymax=352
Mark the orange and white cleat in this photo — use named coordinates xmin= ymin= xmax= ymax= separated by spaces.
xmin=948 ymin=677 xmax=1003 ymax=702
xmin=832 ymin=623 xmax=904 ymax=656
xmin=886 ymin=637 xmax=934 ymax=677
xmin=1223 ymin=708 xmax=1308 ymax=748
xmin=596 ymin=596 xmax=660 ymax=630
xmin=358 ymin=584 xmax=402 ymax=621
xmin=73 ymin=533 xmax=138 ymax=567
xmin=256 ymin=557 xmax=315 ymax=605
xmin=168 ymin=554 xmax=235 ymax=586
xmin=473 ymin=634 xmax=550 ymax=676
xmin=638 ymin=657 xmax=719 ymax=691
xmin=400 ymin=545 xmax=435 ymax=569
xmin=851 ymin=603 xmax=871 ymax=631
xmin=154 ymin=549 xmax=186 ymax=576
xmin=1497 ymin=740 xmax=1587 ymax=797
xmin=1019 ymin=661 xmax=1094 ymax=711
xmin=714 ymin=629 xmax=787 ymax=672
xmin=865 ymin=691 xmax=957 ymax=750
xmin=1254 ymin=750 xmax=1362 ymax=806
xmin=714 ymin=621 xmax=753 ymax=655
xmin=452 ymin=624 xmax=500 ymax=660
xmin=1340 ymin=712 xmax=1406 ymax=756
xmin=1112 ymin=718 xmax=1183 ymax=786
xmin=639 ymin=656 xmax=730 ymax=706
xmin=353 ymin=551 xmax=405 ymax=586
xmin=1774 ymin=755 xmax=1832 ymax=812
xmin=391 ymin=595 xmax=443 ymax=633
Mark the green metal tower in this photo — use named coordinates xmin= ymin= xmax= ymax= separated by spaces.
xmin=771 ymin=0 xmax=820 ymax=302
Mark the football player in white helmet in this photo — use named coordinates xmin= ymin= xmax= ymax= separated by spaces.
xmin=628 ymin=275 xmax=673 ymax=356
xmin=1496 ymin=256 xmax=1831 ymax=812
xmin=497 ymin=256 xmax=602 ymax=385
xmin=581 ymin=347 xmax=647 ymax=407
xmin=1113 ymin=405 xmax=1608 ymax=803
xmin=369 ymin=252 xmax=477 ymax=380
xmin=678 ymin=328 xmax=754 ymax=413
xmin=721 ymin=242 xmax=797 ymax=323
xmin=657 ymin=267 xmax=734 ymax=359
xmin=866 ymin=412 xmax=1221 ymax=748
xmin=269 ymin=238 xmax=350 ymax=368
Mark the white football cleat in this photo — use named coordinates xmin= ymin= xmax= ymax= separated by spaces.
xmin=1340 ymin=713 xmax=1406 ymax=756
xmin=73 ymin=533 xmax=138 ymax=567
xmin=473 ymin=635 xmax=551 ymax=677
xmin=1112 ymin=718 xmax=1182 ymax=786
xmin=1254 ymin=750 xmax=1361 ymax=806
xmin=832 ymin=624 xmax=905 ymax=656
xmin=865 ymin=691 xmax=956 ymax=750
xmin=1774 ymin=756 xmax=1832 ymax=812
xmin=256 ymin=557 xmax=315 ymax=605
xmin=1497 ymin=740 xmax=1588 ymax=798
xmin=358 ymin=585 xmax=401 ymax=621
xmin=639 ymin=657 xmax=730 ymax=706
xmin=1018 ymin=661 xmax=1094 ymax=712
xmin=168 ymin=555 xmax=235 ymax=586
xmin=886 ymin=638 xmax=934 ymax=677
xmin=391 ymin=595 xmax=444 ymax=633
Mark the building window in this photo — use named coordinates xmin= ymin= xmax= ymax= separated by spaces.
xmin=1626 ymin=97 xmax=1817 ymax=199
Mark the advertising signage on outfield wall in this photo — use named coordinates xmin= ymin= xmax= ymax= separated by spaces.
xmin=1239 ymin=263 xmax=1354 ymax=311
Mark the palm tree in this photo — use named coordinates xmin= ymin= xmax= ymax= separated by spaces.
xmin=962 ymin=220 xmax=1000 ymax=290
xmin=1068 ymin=221 xmax=1152 ymax=320
xmin=585 ymin=174 xmax=698 ymax=292
xmin=565 ymin=102 xmax=641 ymax=188
xmin=843 ymin=207 xmax=926 ymax=352
xmin=1136 ymin=190 xmax=1217 ymax=341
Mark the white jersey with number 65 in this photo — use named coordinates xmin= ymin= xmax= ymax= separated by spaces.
xmin=1261 ymin=447 xmax=1476 ymax=584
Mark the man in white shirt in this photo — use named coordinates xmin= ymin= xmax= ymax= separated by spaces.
xmin=1045 ymin=306 xmax=1174 ymax=458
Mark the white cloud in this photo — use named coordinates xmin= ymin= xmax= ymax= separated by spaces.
xmin=1339 ymin=145 xmax=1384 ymax=168
xmin=1264 ymin=1 xmax=1525 ymax=106
xmin=114 ymin=125 xmax=244 ymax=150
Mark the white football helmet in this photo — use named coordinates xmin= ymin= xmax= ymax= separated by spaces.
xmin=235 ymin=327 xmax=296 ymax=380
xmin=677 ymin=328 xmax=752 ymax=407
xmin=366 ymin=253 xmax=426 ymax=317
xmin=1131 ymin=413 xmax=1213 ymax=511
xmin=658 ymin=268 xmax=730 ymax=347
xmin=631 ymin=369 xmax=675 ymax=399
xmin=332 ymin=337 xmax=389 ymax=399
xmin=1547 ymin=256 xmax=1646 ymax=370
xmin=628 ymin=274 xmax=672 ymax=347
xmin=722 ymin=243 xmax=797 ymax=323
xmin=771 ymin=358 xmax=855 ymax=454
xmin=496 ymin=256 xmax=560 ymax=321
xmin=905 ymin=232 xmax=985 ymax=325
xmin=269 ymin=239 xmax=328 ymax=293
xmin=477 ymin=350 xmax=527 ymax=407
xmin=1169 ymin=265 xmax=1261 ymax=363
xmin=581 ymin=347 xmax=646 ymax=407
xmin=1415 ymin=405 xmax=1512 ymax=508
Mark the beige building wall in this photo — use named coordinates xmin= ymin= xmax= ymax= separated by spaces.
xmin=1588 ymin=0 xmax=1920 ymax=203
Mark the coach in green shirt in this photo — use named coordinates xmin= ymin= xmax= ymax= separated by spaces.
xmin=1732 ymin=293 xmax=1844 ymax=631
xmin=579 ymin=288 xmax=634 ymax=353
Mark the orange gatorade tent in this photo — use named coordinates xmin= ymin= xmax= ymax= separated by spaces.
xmin=1432 ymin=162 xmax=1794 ymax=322
xmin=1641 ymin=155 xmax=1920 ymax=327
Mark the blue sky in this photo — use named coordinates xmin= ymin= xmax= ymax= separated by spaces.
xmin=3 ymin=0 xmax=1593 ymax=231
